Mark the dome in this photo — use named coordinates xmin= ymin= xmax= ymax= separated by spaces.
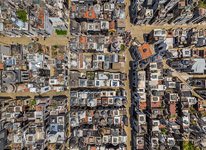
xmin=79 ymin=137 xmax=86 ymax=148
xmin=16 ymin=19 xmax=24 ymax=28
xmin=93 ymin=4 xmax=101 ymax=15
xmin=115 ymin=98 xmax=122 ymax=106
xmin=71 ymin=60 xmax=77 ymax=67
xmin=2 ymin=71 xmax=16 ymax=83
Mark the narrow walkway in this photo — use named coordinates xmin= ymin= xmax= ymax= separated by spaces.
xmin=124 ymin=1 xmax=133 ymax=149
xmin=124 ymin=47 xmax=132 ymax=150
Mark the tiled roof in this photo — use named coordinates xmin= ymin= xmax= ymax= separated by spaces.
xmin=139 ymin=102 xmax=147 ymax=110
xmin=0 ymin=63 xmax=4 ymax=70
xmin=169 ymin=102 xmax=176 ymax=115
xmin=109 ymin=21 xmax=115 ymax=30
xmin=83 ymin=7 xmax=97 ymax=19
xmin=37 ymin=8 xmax=45 ymax=29
xmin=151 ymin=101 xmax=161 ymax=108
xmin=138 ymin=43 xmax=155 ymax=60
xmin=79 ymin=36 xmax=87 ymax=44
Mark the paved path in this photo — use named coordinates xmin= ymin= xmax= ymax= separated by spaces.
xmin=124 ymin=1 xmax=133 ymax=149
xmin=123 ymin=48 xmax=132 ymax=150
xmin=125 ymin=0 xmax=206 ymax=42
xmin=162 ymin=60 xmax=203 ymax=100
xmin=0 ymin=91 xmax=69 ymax=99
xmin=0 ymin=34 xmax=68 ymax=46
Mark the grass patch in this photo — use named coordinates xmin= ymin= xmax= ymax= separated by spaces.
xmin=198 ymin=0 xmax=206 ymax=9
xmin=169 ymin=114 xmax=177 ymax=118
xmin=37 ymin=48 xmax=44 ymax=53
xmin=55 ymin=29 xmax=67 ymax=35
xmin=189 ymin=107 xmax=196 ymax=114
xmin=51 ymin=102 xmax=58 ymax=109
xmin=86 ymin=71 xmax=95 ymax=80
xmin=16 ymin=9 xmax=27 ymax=22
xmin=52 ymin=50 xmax=58 ymax=57
xmin=53 ymin=45 xmax=59 ymax=49
xmin=120 ymin=44 xmax=126 ymax=51
xmin=30 ymin=99 xmax=36 ymax=106
xmin=183 ymin=141 xmax=200 ymax=150
xmin=161 ymin=128 xmax=167 ymax=135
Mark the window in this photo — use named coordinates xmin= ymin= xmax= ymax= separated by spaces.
xmin=185 ymin=51 xmax=190 ymax=55
xmin=153 ymin=110 xmax=159 ymax=114
xmin=153 ymin=97 xmax=159 ymax=102
xmin=114 ymin=75 xmax=119 ymax=79
xmin=139 ymin=89 xmax=144 ymax=92
xmin=150 ymin=64 xmax=157 ymax=68
xmin=152 ymin=139 xmax=158 ymax=144
xmin=139 ymin=116 xmax=145 ymax=122
xmin=151 ymin=75 xmax=158 ymax=79
xmin=153 ymin=121 xmax=159 ymax=126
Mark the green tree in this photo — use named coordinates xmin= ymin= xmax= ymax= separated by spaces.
xmin=16 ymin=9 xmax=27 ymax=22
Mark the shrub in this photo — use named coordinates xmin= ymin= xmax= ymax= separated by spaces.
xmin=199 ymin=0 xmax=206 ymax=9
xmin=120 ymin=44 xmax=126 ymax=51
xmin=55 ymin=29 xmax=67 ymax=35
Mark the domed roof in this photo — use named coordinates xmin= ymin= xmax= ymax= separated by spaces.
xmin=2 ymin=71 xmax=16 ymax=83
xmin=69 ymin=137 xmax=78 ymax=149
xmin=2 ymin=84 xmax=16 ymax=93
xmin=78 ymin=137 xmax=86 ymax=148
